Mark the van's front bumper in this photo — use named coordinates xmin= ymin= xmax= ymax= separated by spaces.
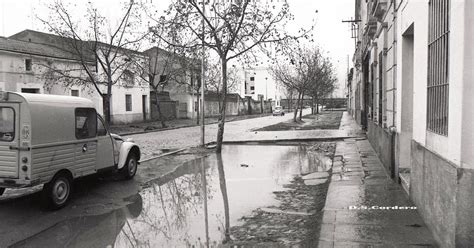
xmin=0 ymin=178 xmax=38 ymax=188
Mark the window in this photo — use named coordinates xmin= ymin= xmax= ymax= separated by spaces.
xmin=427 ymin=0 xmax=450 ymax=135
xmin=250 ymin=77 xmax=255 ymax=81
xmin=250 ymin=86 xmax=255 ymax=90
xmin=0 ymin=108 xmax=15 ymax=142
xmin=159 ymin=75 xmax=168 ymax=83
xmin=123 ymin=70 xmax=134 ymax=86
xmin=71 ymin=90 xmax=79 ymax=97
xmin=25 ymin=59 xmax=32 ymax=71
xmin=126 ymin=94 xmax=132 ymax=111
xmin=97 ymin=115 xmax=107 ymax=136
xmin=75 ymin=108 xmax=97 ymax=139
xmin=21 ymin=88 xmax=40 ymax=94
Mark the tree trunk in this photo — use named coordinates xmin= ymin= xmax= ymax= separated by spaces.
xmin=153 ymin=91 xmax=167 ymax=128
xmin=196 ymin=91 xmax=200 ymax=125
xmin=103 ymin=94 xmax=111 ymax=125
xmin=299 ymin=91 xmax=304 ymax=121
xmin=103 ymin=77 xmax=113 ymax=125
xmin=316 ymin=95 xmax=320 ymax=114
xmin=216 ymin=60 xmax=228 ymax=154
xmin=293 ymin=92 xmax=301 ymax=122
xmin=217 ymin=153 xmax=231 ymax=243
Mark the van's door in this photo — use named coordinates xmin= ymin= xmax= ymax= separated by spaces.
xmin=0 ymin=104 xmax=19 ymax=178
xmin=74 ymin=108 xmax=98 ymax=176
xmin=96 ymin=115 xmax=115 ymax=170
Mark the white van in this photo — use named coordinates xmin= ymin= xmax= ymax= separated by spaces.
xmin=0 ymin=91 xmax=140 ymax=209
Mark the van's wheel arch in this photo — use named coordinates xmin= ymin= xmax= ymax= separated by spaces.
xmin=121 ymin=150 xmax=139 ymax=180
xmin=41 ymin=171 xmax=73 ymax=210
xmin=0 ymin=188 xmax=5 ymax=196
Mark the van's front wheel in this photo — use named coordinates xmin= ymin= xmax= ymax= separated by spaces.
xmin=42 ymin=172 xmax=73 ymax=210
xmin=121 ymin=153 xmax=138 ymax=180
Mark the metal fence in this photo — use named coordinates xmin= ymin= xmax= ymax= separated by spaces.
xmin=427 ymin=0 xmax=450 ymax=136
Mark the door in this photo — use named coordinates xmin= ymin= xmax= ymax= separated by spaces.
xmin=96 ymin=115 xmax=115 ymax=170
xmin=74 ymin=108 xmax=97 ymax=176
xmin=0 ymin=104 xmax=19 ymax=178
xmin=142 ymin=95 xmax=147 ymax=121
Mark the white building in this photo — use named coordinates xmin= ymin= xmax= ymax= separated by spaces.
xmin=4 ymin=30 xmax=150 ymax=124
xmin=238 ymin=66 xmax=283 ymax=105
xmin=349 ymin=0 xmax=474 ymax=246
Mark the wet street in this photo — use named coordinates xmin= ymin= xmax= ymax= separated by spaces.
xmin=0 ymin=144 xmax=332 ymax=248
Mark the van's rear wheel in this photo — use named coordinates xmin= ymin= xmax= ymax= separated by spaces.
xmin=42 ymin=172 xmax=73 ymax=210
xmin=121 ymin=153 xmax=138 ymax=180
xmin=0 ymin=188 xmax=5 ymax=196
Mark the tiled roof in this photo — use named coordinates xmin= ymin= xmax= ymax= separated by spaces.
xmin=10 ymin=29 xmax=145 ymax=57
xmin=0 ymin=36 xmax=89 ymax=62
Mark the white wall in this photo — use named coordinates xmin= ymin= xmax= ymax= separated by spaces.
xmin=240 ymin=67 xmax=283 ymax=102
xmin=400 ymin=0 xmax=429 ymax=147
xmin=400 ymin=0 xmax=468 ymax=166
xmin=461 ymin=0 xmax=474 ymax=170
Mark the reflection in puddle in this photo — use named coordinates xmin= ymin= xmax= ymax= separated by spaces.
xmin=14 ymin=145 xmax=331 ymax=248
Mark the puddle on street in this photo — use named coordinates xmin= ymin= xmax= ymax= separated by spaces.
xmin=13 ymin=144 xmax=331 ymax=248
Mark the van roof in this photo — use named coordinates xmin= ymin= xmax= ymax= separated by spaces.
xmin=14 ymin=92 xmax=95 ymax=108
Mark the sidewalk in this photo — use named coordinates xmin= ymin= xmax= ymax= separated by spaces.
xmin=110 ymin=113 xmax=271 ymax=136
xmin=318 ymin=115 xmax=437 ymax=247
xmin=222 ymin=112 xmax=364 ymax=143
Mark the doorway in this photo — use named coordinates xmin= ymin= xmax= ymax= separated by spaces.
xmin=399 ymin=24 xmax=414 ymax=192
xmin=142 ymin=95 xmax=147 ymax=121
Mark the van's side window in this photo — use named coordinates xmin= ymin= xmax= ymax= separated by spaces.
xmin=75 ymin=108 xmax=97 ymax=139
xmin=0 ymin=107 xmax=15 ymax=142
xmin=97 ymin=116 xmax=107 ymax=136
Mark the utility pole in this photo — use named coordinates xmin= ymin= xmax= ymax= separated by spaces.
xmin=265 ymin=77 xmax=268 ymax=100
xmin=201 ymin=0 xmax=206 ymax=147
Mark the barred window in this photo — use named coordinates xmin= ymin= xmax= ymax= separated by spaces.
xmin=427 ymin=0 xmax=450 ymax=135
xmin=126 ymin=94 xmax=132 ymax=112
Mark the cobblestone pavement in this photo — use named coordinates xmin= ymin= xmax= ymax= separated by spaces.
xmin=130 ymin=109 xmax=312 ymax=160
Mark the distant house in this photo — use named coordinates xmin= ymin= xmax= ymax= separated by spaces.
xmin=144 ymin=46 xmax=201 ymax=119
xmin=4 ymin=29 xmax=150 ymax=124
xmin=239 ymin=66 xmax=283 ymax=106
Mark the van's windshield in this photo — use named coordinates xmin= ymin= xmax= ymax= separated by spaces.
xmin=0 ymin=107 xmax=15 ymax=142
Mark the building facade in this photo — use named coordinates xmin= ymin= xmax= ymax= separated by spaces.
xmin=4 ymin=30 xmax=150 ymax=124
xmin=239 ymin=66 xmax=283 ymax=105
xmin=349 ymin=0 xmax=474 ymax=246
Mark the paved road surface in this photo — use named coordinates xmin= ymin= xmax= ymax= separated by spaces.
xmin=131 ymin=109 xmax=312 ymax=160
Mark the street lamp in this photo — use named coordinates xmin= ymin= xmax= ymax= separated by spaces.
xmin=265 ymin=77 xmax=268 ymax=100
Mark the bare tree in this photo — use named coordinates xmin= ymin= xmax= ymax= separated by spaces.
xmin=150 ymin=0 xmax=313 ymax=153
xmin=167 ymin=48 xmax=203 ymax=124
xmin=206 ymin=60 xmax=240 ymax=94
xmin=271 ymin=45 xmax=337 ymax=121
xmin=38 ymin=0 xmax=147 ymax=124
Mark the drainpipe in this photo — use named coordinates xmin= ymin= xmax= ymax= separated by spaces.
xmin=391 ymin=0 xmax=399 ymax=182
xmin=389 ymin=126 xmax=397 ymax=180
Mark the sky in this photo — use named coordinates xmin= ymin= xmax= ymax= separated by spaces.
xmin=0 ymin=0 xmax=355 ymax=97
